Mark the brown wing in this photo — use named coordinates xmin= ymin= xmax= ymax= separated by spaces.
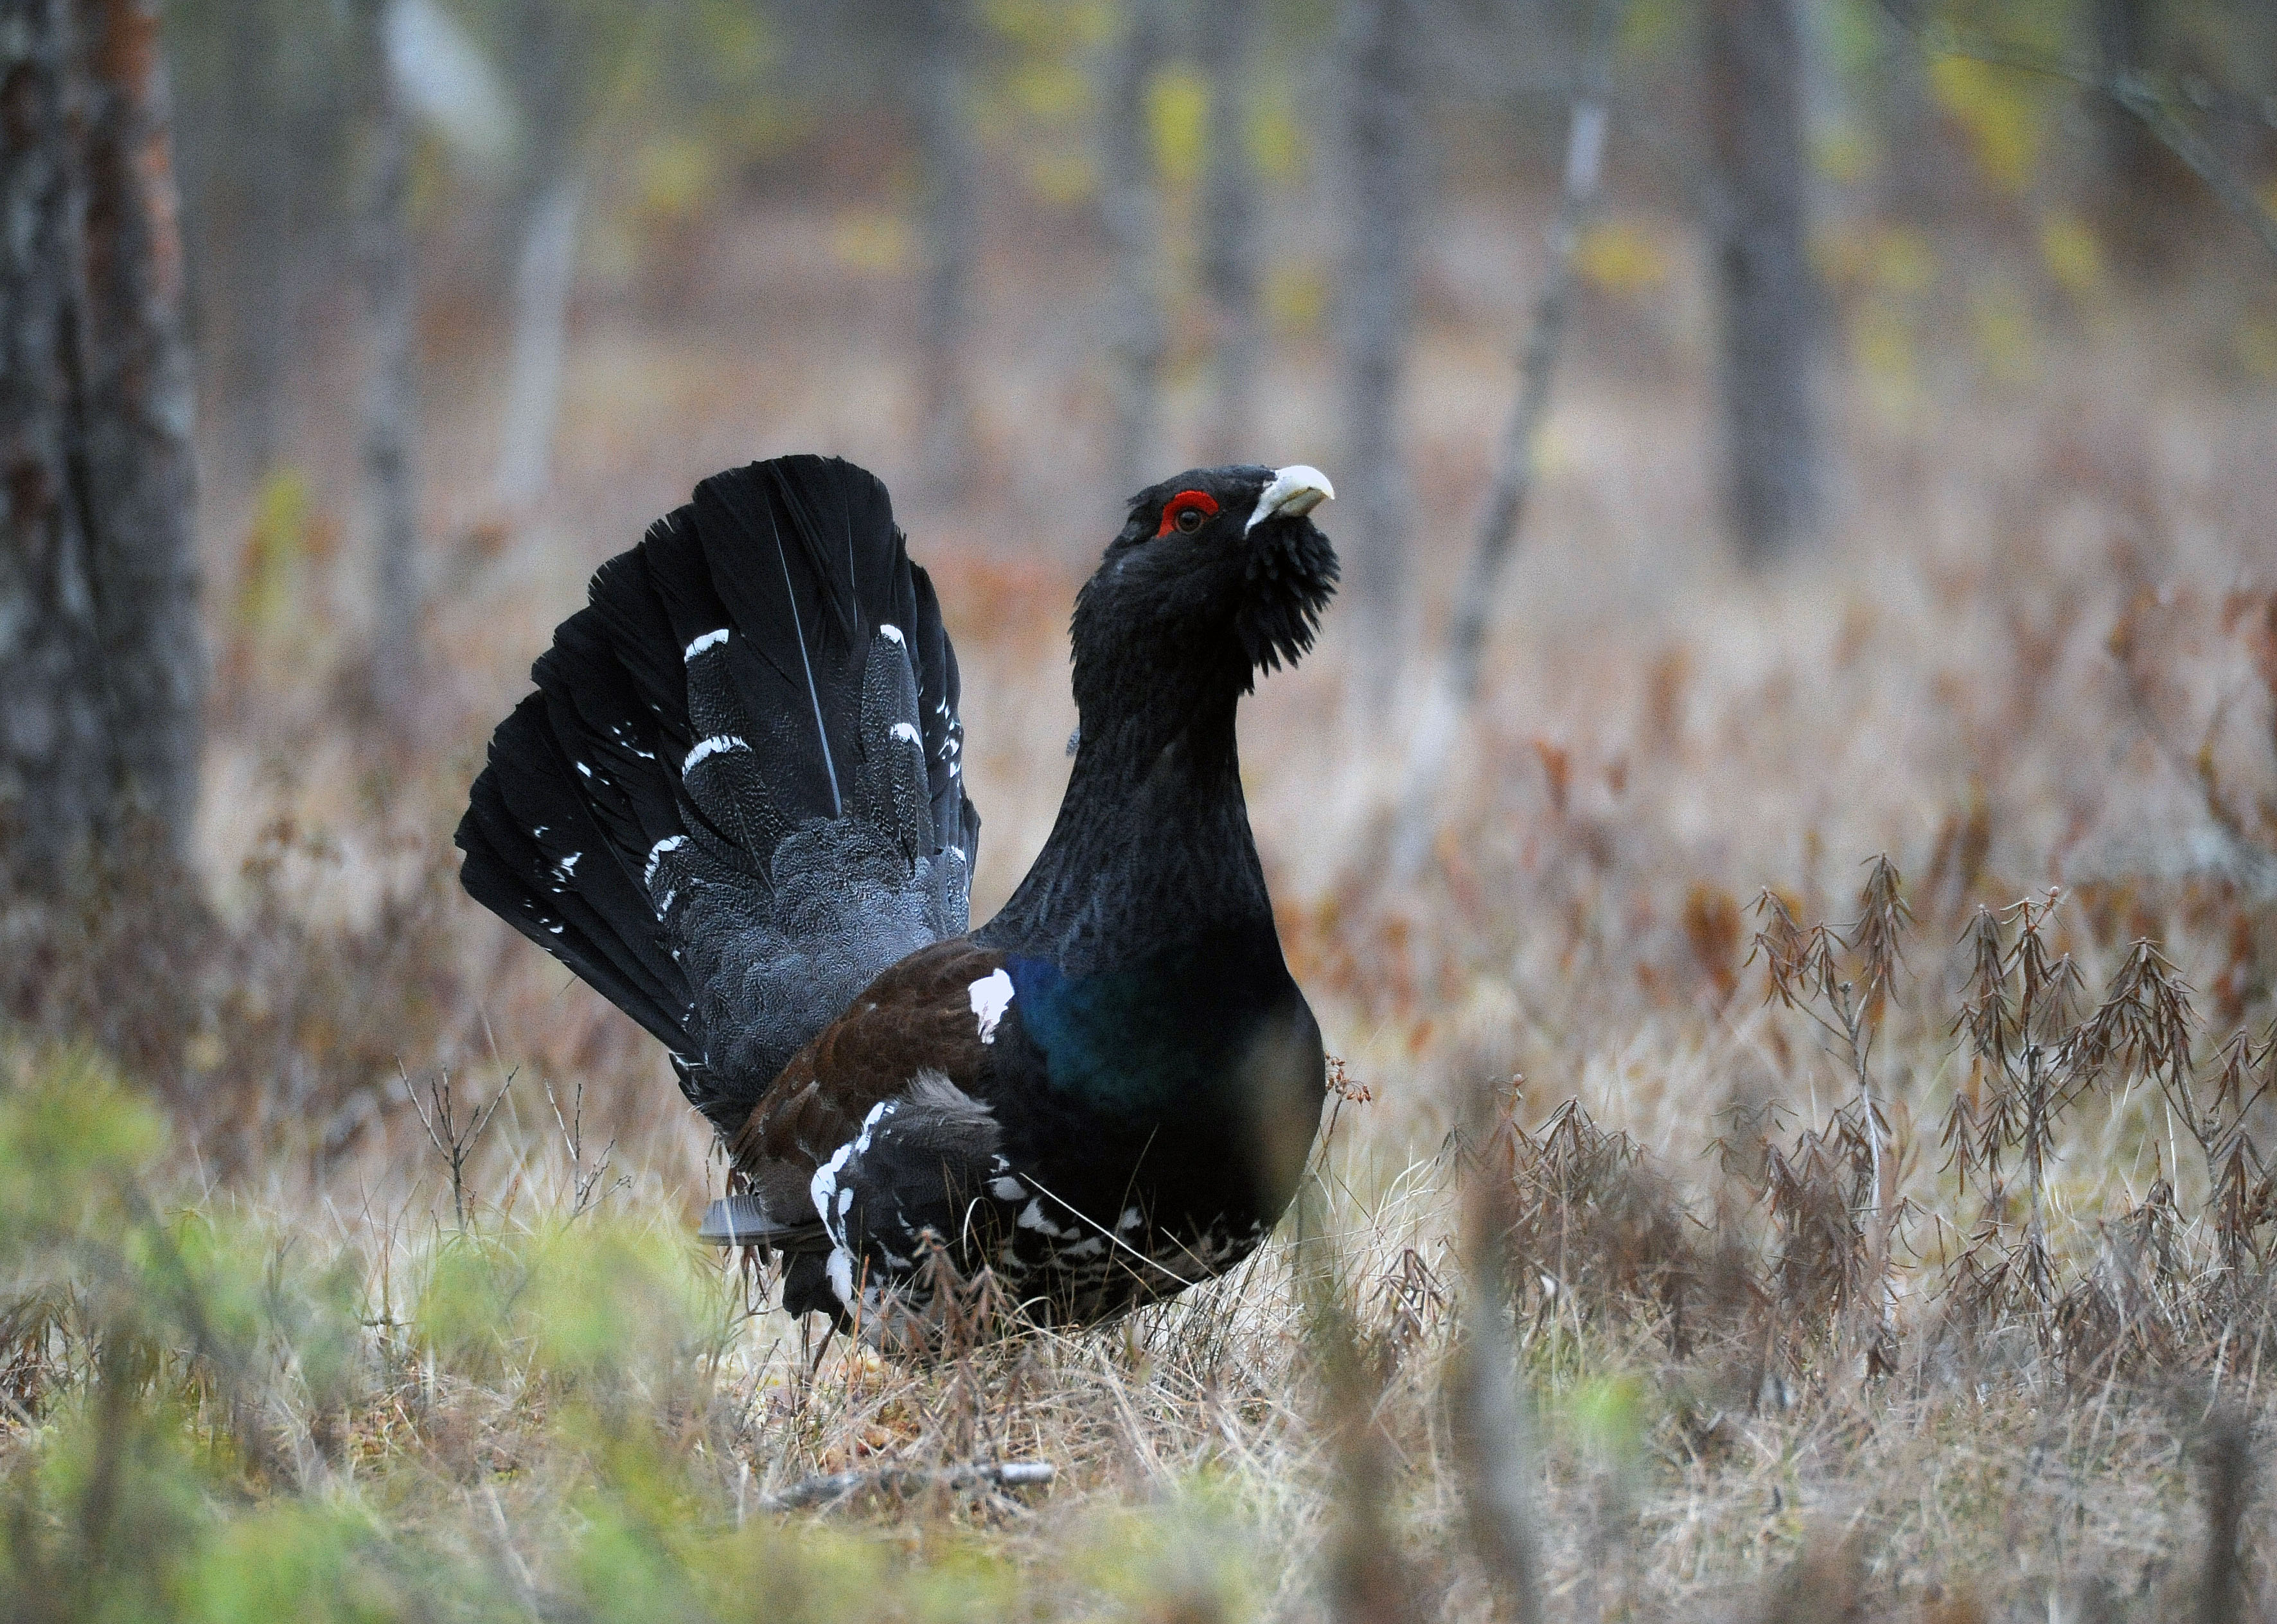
xmin=725 ymin=936 xmax=1004 ymax=1226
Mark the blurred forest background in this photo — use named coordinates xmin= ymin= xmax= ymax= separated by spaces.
xmin=3 ymin=0 xmax=2277 ymax=1619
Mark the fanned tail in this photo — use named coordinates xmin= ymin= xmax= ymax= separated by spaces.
xmin=457 ymin=455 xmax=979 ymax=1134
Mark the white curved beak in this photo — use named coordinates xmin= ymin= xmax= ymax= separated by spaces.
xmin=1246 ymin=464 xmax=1334 ymax=533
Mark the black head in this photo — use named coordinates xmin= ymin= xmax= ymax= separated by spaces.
xmin=1070 ymin=464 xmax=1339 ymax=709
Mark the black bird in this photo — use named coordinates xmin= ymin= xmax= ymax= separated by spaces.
xmin=457 ymin=454 xmax=1337 ymax=1336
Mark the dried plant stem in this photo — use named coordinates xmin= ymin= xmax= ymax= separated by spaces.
xmin=400 ymin=1063 xmax=511 ymax=1229
xmin=542 ymin=1075 xmax=624 ymax=1219
xmin=759 ymin=1459 xmax=1053 ymax=1512
xmin=1449 ymin=1076 xmax=1544 ymax=1624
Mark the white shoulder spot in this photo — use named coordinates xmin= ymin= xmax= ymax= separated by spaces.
xmin=968 ymin=968 xmax=1014 ymax=1045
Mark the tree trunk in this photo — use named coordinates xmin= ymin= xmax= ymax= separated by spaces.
xmin=491 ymin=171 xmax=581 ymax=510
xmin=1100 ymin=0 xmax=1168 ymax=502
xmin=0 ymin=0 xmax=204 ymax=874
xmin=492 ymin=0 xmax=581 ymax=511
xmin=914 ymin=0 xmax=978 ymax=502
xmin=74 ymin=0 xmax=206 ymax=848
xmin=1199 ymin=0 xmax=1263 ymax=463
xmin=1338 ymin=0 xmax=1424 ymax=702
xmin=1386 ymin=3 xmax=1615 ymax=880
xmin=360 ymin=0 xmax=420 ymax=725
xmin=1706 ymin=0 xmax=1820 ymax=565
xmin=231 ymin=0 xmax=294 ymax=482
xmin=1 ymin=0 xmax=113 ymax=870
xmin=2091 ymin=0 xmax=2182 ymax=274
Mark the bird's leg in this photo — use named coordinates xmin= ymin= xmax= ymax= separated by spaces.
xmin=806 ymin=1316 xmax=839 ymax=1381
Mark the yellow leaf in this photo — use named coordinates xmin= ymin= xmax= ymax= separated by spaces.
xmin=1248 ymin=81 xmax=1308 ymax=186
xmin=635 ymin=138 xmax=714 ymax=220
xmin=2237 ymin=317 xmax=2277 ymax=380
xmin=235 ymin=468 xmax=314 ymax=639
xmin=1969 ymin=278 xmax=2038 ymax=384
xmin=1929 ymin=55 xmax=2045 ymax=193
xmin=829 ymin=209 xmax=914 ymax=275
xmin=2037 ymin=210 xmax=2106 ymax=306
xmin=1575 ymin=220 xmax=1672 ymax=296
xmin=1148 ymin=66 xmax=1209 ymax=187
xmin=1025 ymin=149 xmax=1097 ymax=207
xmin=1265 ymin=262 xmax=1328 ymax=335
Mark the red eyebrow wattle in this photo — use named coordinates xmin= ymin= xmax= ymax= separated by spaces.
xmin=1155 ymin=490 xmax=1220 ymax=536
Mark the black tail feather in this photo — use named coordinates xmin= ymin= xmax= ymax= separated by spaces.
xmin=460 ymin=695 xmax=693 ymax=1052
xmin=457 ymin=455 xmax=978 ymax=1134
xmin=908 ymin=565 xmax=971 ymax=857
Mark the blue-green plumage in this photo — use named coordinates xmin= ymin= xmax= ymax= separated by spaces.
xmin=1007 ymin=937 xmax=1291 ymax=1116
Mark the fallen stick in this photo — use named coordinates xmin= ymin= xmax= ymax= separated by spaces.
xmin=761 ymin=1460 xmax=1056 ymax=1512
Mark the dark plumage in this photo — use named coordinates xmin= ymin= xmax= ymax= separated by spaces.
xmin=458 ymin=455 xmax=1337 ymax=1339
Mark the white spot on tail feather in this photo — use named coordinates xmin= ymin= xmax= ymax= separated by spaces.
xmin=811 ymin=1099 xmax=898 ymax=1251
xmin=1016 ymin=1198 xmax=1067 ymax=1237
xmin=684 ymin=628 xmax=729 ymax=661
xmin=682 ymin=736 xmax=749 ymax=773
xmin=643 ymin=834 xmax=686 ymax=888
xmin=968 ymin=969 xmax=1014 ymax=1045
xmin=878 ymin=623 xmax=905 ymax=646
xmin=889 ymin=722 xmax=921 ymax=746
xmin=811 ymin=1143 xmax=853 ymax=1244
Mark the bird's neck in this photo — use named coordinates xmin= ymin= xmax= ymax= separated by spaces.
xmin=979 ymin=684 xmax=1275 ymax=973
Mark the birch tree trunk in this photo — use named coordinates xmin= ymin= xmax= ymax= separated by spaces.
xmin=1338 ymin=0 xmax=1424 ymax=703
xmin=1706 ymin=0 xmax=1820 ymax=565
xmin=1100 ymin=0 xmax=1168 ymax=502
xmin=230 ymin=1 xmax=294 ymax=481
xmin=360 ymin=0 xmax=421 ymax=724
xmin=0 ymin=0 xmax=204 ymax=874
xmin=1199 ymin=0 xmax=1263 ymax=463
xmin=915 ymin=0 xmax=978 ymax=501
xmin=492 ymin=1 xmax=581 ymax=510
xmin=1386 ymin=5 xmax=1614 ymax=879
xmin=491 ymin=172 xmax=581 ymax=509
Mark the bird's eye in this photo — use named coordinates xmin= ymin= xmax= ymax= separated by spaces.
xmin=1155 ymin=489 xmax=1220 ymax=538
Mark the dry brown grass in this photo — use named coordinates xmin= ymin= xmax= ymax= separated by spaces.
xmin=1 ymin=179 xmax=2275 ymax=1620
